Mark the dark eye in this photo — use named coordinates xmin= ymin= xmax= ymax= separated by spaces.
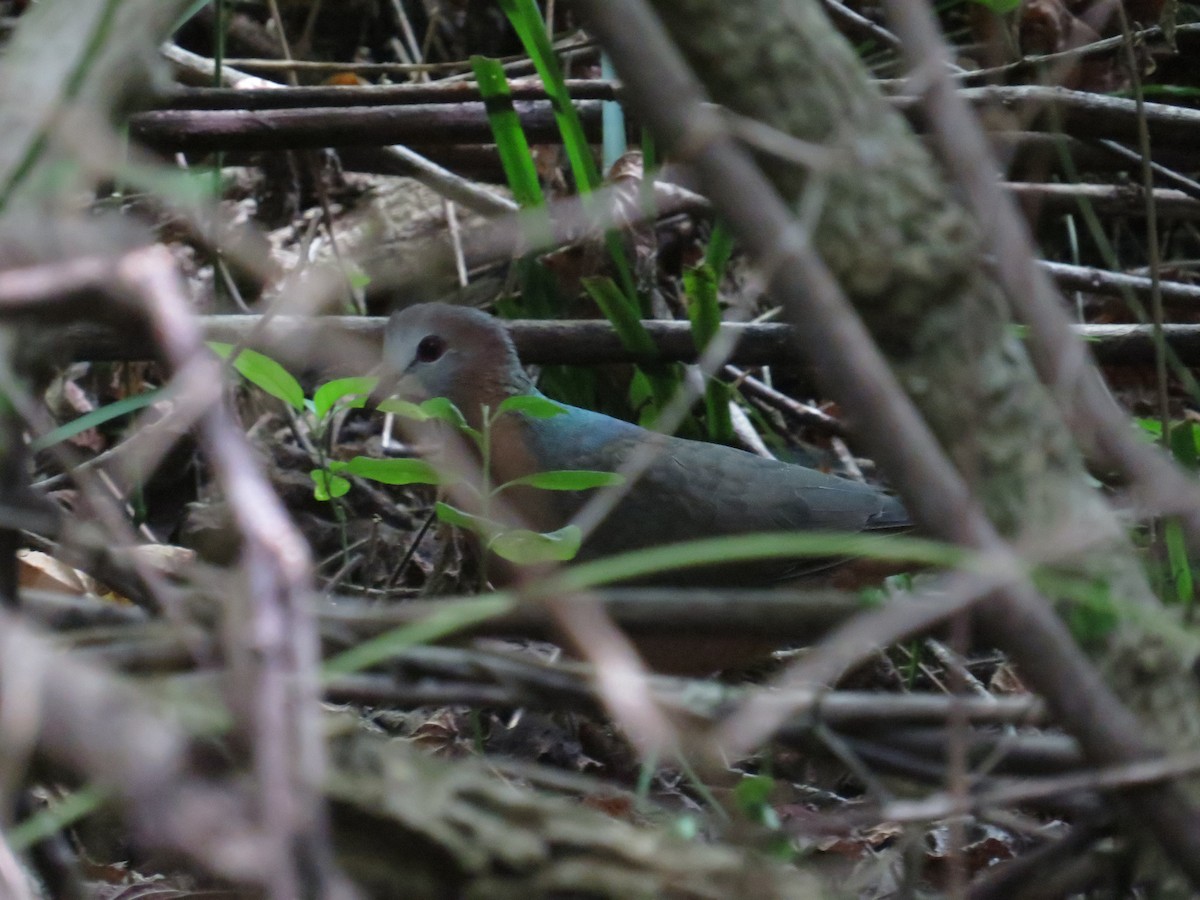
xmin=415 ymin=335 xmax=446 ymax=363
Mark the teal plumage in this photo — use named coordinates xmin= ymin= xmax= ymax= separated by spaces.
xmin=382 ymin=303 xmax=908 ymax=582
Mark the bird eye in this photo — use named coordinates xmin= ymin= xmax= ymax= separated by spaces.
xmin=415 ymin=335 xmax=446 ymax=362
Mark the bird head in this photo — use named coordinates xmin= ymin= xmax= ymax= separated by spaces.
xmin=378 ymin=303 xmax=534 ymax=428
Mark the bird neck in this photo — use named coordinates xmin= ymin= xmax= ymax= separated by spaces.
xmin=459 ymin=366 xmax=538 ymax=433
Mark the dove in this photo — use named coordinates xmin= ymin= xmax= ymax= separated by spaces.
xmin=380 ymin=302 xmax=908 ymax=584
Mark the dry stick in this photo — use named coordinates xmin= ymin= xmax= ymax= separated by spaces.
xmin=724 ymin=364 xmax=844 ymax=434
xmin=1044 ymin=263 xmax=1200 ymax=308
xmin=353 ymin=144 xmax=517 ymax=216
xmin=0 ymin=612 xmax=270 ymax=884
xmin=322 ymin=587 xmax=867 ymax=643
xmin=128 ymin=84 xmax=1200 ymax=153
xmin=129 ymin=101 xmax=604 ymax=153
xmin=1008 ymin=182 xmax=1200 ymax=219
xmin=1118 ymin=5 xmax=1170 ymax=443
xmin=575 ymin=0 xmax=1200 ymax=887
xmin=879 ymin=0 xmax=1200 ymax=540
xmin=45 ymin=315 xmax=1200 ymax=372
xmin=820 ymin=0 xmax=904 ymax=49
xmin=1096 ymin=138 xmax=1200 ymax=201
xmin=59 ymin=586 xmax=865 ymax=673
xmin=831 ymin=725 xmax=1082 ymax=777
xmin=891 ymin=84 xmax=1200 ymax=148
xmin=112 ymin=248 xmax=346 ymax=899
xmin=934 ymin=21 xmax=1200 ymax=87
xmin=326 ymin=659 xmax=1046 ymax=726
xmin=883 ymin=748 xmax=1200 ymax=826
xmin=162 ymin=42 xmax=289 ymax=90
xmin=220 ymin=38 xmax=598 ymax=78
xmin=159 ymin=78 xmax=622 ymax=109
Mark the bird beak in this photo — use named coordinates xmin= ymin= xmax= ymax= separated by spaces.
xmin=369 ymin=366 xmax=428 ymax=410
xmin=368 ymin=360 xmax=401 ymax=409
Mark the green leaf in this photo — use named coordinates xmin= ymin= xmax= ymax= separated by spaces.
xmin=704 ymin=221 xmax=734 ymax=278
xmin=311 ymin=469 xmax=350 ymax=501
xmin=347 ymin=267 xmax=372 ymax=292
xmin=434 ymin=501 xmax=492 ymax=536
xmin=490 ymin=524 xmax=582 ymax=564
xmin=313 ymin=376 xmax=378 ymax=419
xmin=1165 ymin=518 xmax=1194 ymax=607
xmin=496 ymin=0 xmax=601 ymax=194
xmin=419 ymin=397 xmax=470 ymax=429
xmin=171 ymin=0 xmax=214 ymax=35
xmin=684 ymin=265 xmax=721 ymax=346
xmin=7 ymin=785 xmax=111 ymax=852
xmin=113 ymin=159 xmax=217 ymax=207
xmin=1066 ymin=584 xmax=1119 ymax=643
xmin=344 ymin=456 xmax=448 ymax=486
xmin=557 ymin=531 xmax=968 ymax=592
xmin=582 ymin=275 xmax=683 ymax=418
xmin=31 ymin=388 xmax=164 ymax=452
xmin=683 ymin=262 xmax=733 ymax=442
xmin=208 ymin=342 xmax=305 ymax=411
xmin=496 ymin=0 xmax=641 ymax=307
xmin=733 ymin=774 xmax=775 ymax=815
xmin=376 ymin=397 xmax=429 ymax=418
xmin=581 ymin=276 xmax=657 ymax=358
xmin=500 ymin=470 xmax=625 ymax=491
xmin=1169 ymin=422 xmax=1200 ymax=470
xmin=377 ymin=395 xmax=474 ymax=432
xmin=471 ymin=55 xmax=547 ymax=210
xmin=497 ymin=395 xmax=568 ymax=419
xmin=1134 ymin=417 xmax=1163 ymax=439
xmin=967 ymin=0 xmax=1021 ymax=13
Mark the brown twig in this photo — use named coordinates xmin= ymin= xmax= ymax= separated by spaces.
xmin=0 ymin=612 xmax=268 ymax=884
xmin=158 ymin=78 xmax=621 ymax=110
xmin=113 ymin=247 xmax=345 ymax=898
xmin=130 ymin=101 xmax=605 ymax=153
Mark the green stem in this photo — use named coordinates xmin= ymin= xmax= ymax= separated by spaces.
xmin=478 ymin=405 xmax=494 ymax=592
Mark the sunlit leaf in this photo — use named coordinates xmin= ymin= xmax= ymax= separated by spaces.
xmin=500 ymin=470 xmax=625 ymax=491
xmin=705 ymin=221 xmax=734 ymax=278
xmin=434 ymin=501 xmax=491 ymax=537
xmin=419 ymin=397 xmax=470 ymax=429
xmin=376 ymin=398 xmax=428 ymax=418
xmin=311 ymin=470 xmax=351 ymax=501
xmin=1169 ymin=422 xmax=1200 ymax=470
xmin=208 ymin=342 xmax=305 ymax=411
xmin=344 ymin=456 xmax=448 ymax=486
xmin=1066 ymin=584 xmax=1119 ymax=643
xmin=497 ymin=395 xmax=568 ymax=419
xmin=471 ymin=55 xmax=547 ymax=210
xmin=490 ymin=524 xmax=582 ymax=563
xmin=1134 ymin=417 xmax=1162 ymax=440
xmin=683 ymin=262 xmax=733 ymax=443
xmin=31 ymin=388 xmax=164 ymax=452
xmin=1166 ymin=518 xmax=1194 ymax=607
xmin=733 ymin=774 xmax=774 ymax=812
xmin=313 ymin=376 xmax=378 ymax=419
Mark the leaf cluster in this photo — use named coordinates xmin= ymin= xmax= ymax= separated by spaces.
xmin=211 ymin=343 xmax=624 ymax=566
